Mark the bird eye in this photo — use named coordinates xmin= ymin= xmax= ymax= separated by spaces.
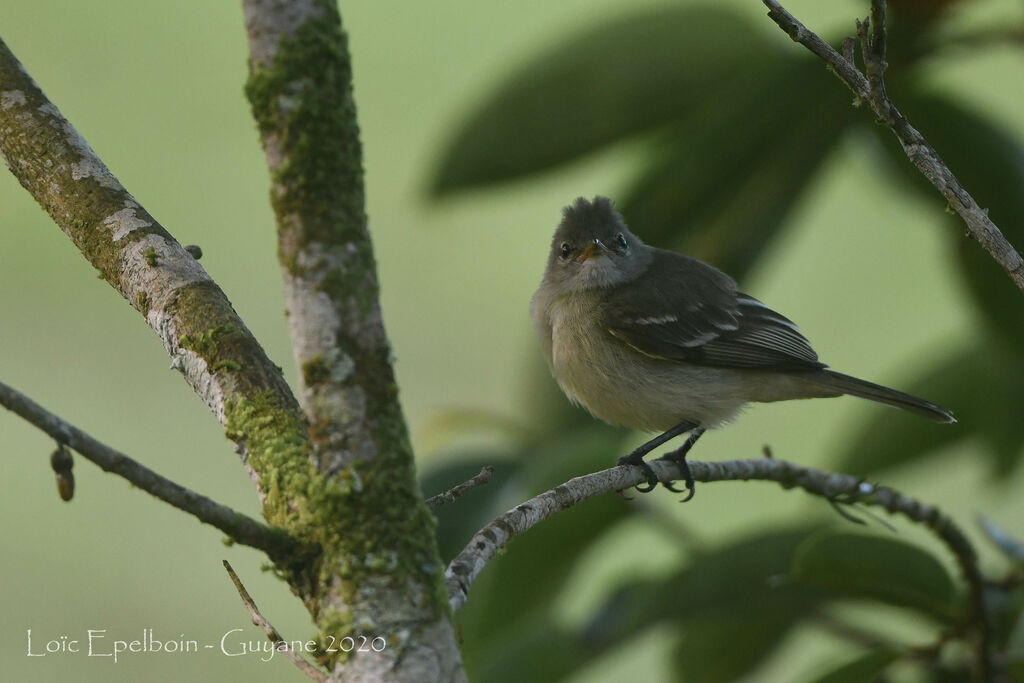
xmin=615 ymin=233 xmax=628 ymax=250
xmin=559 ymin=242 xmax=572 ymax=259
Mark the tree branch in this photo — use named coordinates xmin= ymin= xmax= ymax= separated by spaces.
xmin=241 ymin=1 xmax=462 ymax=679
xmin=223 ymin=561 xmax=328 ymax=683
xmin=425 ymin=466 xmax=494 ymax=509
xmin=0 ymin=380 xmax=299 ymax=560
xmin=445 ymin=457 xmax=990 ymax=675
xmin=0 ymin=34 xmax=306 ymax=509
xmin=761 ymin=0 xmax=1024 ymax=294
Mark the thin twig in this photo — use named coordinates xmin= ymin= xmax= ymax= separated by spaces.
xmin=0 ymin=379 xmax=299 ymax=560
xmin=761 ymin=0 xmax=1024 ymax=294
xmin=445 ymin=457 xmax=989 ymax=676
xmin=223 ymin=561 xmax=328 ymax=683
xmin=426 ymin=466 xmax=494 ymax=509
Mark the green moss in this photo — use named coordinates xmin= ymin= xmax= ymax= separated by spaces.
xmin=313 ymin=607 xmax=355 ymax=664
xmin=239 ymin=4 xmax=450 ymax=660
xmin=135 ymin=291 xmax=149 ymax=315
xmin=245 ymin=0 xmax=378 ymax=296
xmin=224 ymin=387 xmax=448 ymax=667
xmin=179 ymin=323 xmax=236 ymax=360
xmin=317 ymin=267 xmax=374 ymax=318
xmin=281 ymin=248 xmax=303 ymax=278
xmin=245 ymin=5 xmax=363 ymax=228
xmin=301 ymin=354 xmax=331 ymax=385
xmin=143 ymin=246 xmax=158 ymax=267
xmin=224 ymin=392 xmax=314 ymax=530
xmin=212 ymin=359 xmax=242 ymax=373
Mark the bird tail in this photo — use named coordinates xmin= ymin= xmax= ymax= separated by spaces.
xmin=810 ymin=370 xmax=955 ymax=423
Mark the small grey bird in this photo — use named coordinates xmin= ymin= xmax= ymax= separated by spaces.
xmin=531 ymin=196 xmax=954 ymax=499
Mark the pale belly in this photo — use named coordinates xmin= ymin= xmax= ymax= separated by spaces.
xmin=549 ymin=311 xmax=751 ymax=431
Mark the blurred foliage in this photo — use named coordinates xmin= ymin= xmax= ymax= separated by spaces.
xmin=791 ymin=532 xmax=961 ymax=622
xmin=805 ymin=649 xmax=904 ymax=683
xmin=423 ymin=0 xmax=1024 ymax=681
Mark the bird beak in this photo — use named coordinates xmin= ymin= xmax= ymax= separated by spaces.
xmin=577 ymin=238 xmax=609 ymax=262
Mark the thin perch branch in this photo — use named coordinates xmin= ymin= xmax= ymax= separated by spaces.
xmin=761 ymin=0 xmax=1024 ymax=293
xmin=0 ymin=380 xmax=299 ymax=560
xmin=426 ymin=466 xmax=494 ymax=509
xmin=223 ymin=561 xmax=328 ymax=683
xmin=445 ymin=457 xmax=990 ymax=674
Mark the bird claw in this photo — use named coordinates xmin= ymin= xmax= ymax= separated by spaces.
xmin=655 ymin=451 xmax=696 ymax=502
xmin=661 ymin=479 xmax=686 ymax=495
xmin=616 ymin=424 xmax=704 ymax=499
xmin=616 ymin=453 xmax=660 ymax=493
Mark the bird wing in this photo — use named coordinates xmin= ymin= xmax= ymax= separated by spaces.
xmin=603 ymin=249 xmax=824 ymax=371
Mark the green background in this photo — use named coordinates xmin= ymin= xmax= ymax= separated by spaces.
xmin=1 ymin=0 xmax=1022 ymax=681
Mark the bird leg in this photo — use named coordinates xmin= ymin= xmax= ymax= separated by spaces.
xmin=656 ymin=427 xmax=706 ymax=502
xmin=616 ymin=421 xmax=698 ymax=493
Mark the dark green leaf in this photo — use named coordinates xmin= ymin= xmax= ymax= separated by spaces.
xmin=792 ymin=531 xmax=961 ymax=622
xmin=467 ymin=620 xmax=593 ymax=683
xmin=987 ymin=579 xmax=1024 ymax=652
xmin=804 ymin=649 xmax=902 ymax=683
xmin=865 ymin=90 xmax=1024 ymax=361
xmin=430 ymin=6 xmax=776 ymax=193
xmin=836 ymin=343 xmax=1024 ymax=478
xmin=584 ymin=525 xmax=824 ymax=646
xmin=1009 ymin=657 xmax=1024 ymax=681
xmin=621 ymin=57 xmax=856 ymax=280
xmin=670 ymin=610 xmax=799 ymax=683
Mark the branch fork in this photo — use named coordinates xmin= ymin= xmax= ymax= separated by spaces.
xmin=763 ymin=0 xmax=1024 ymax=291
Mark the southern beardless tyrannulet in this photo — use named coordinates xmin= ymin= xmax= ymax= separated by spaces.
xmin=531 ymin=196 xmax=953 ymax=496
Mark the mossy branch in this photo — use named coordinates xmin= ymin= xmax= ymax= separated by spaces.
xmin=241 ymin=0 xmax=462 ymax=678
xmin=0 ymin=34 xmax=305 ymax=498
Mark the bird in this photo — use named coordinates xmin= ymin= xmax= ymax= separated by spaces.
xmin=530 ymin=196 xmax=954 ymax=500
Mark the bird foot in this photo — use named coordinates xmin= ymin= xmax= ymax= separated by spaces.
xmin=616 ymin=451 xmax=687 ymax=495
xmin=654 ymin=450 xmax=695 ymax=502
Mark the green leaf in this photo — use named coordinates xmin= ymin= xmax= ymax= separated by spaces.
xmin=621 ymin=56 xmax=857 ymax=280
xmin=989 ymin=579 xmax=1024 ymax=653
xmin=792 ymin=531 xmax=961 ymax=622
xmin=670 ymin=610 xmax=801 ymax=683
xmin=865 ymin=90 xmax=1024 ymax=361
xmin=584 ymin=525 xmax=824 ymax=645
xmin=836 ymin=343 xmax=1024 ymax=478
xmin=430 ymin=6 xmax=776 ymax=193
xmin=804 ymin=649 xmax=902 ymax=683
xmin=1009 ymin=657 xmax=1024 ymax=681
xmin=468 ymin=621 xmax=593 ymax=683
